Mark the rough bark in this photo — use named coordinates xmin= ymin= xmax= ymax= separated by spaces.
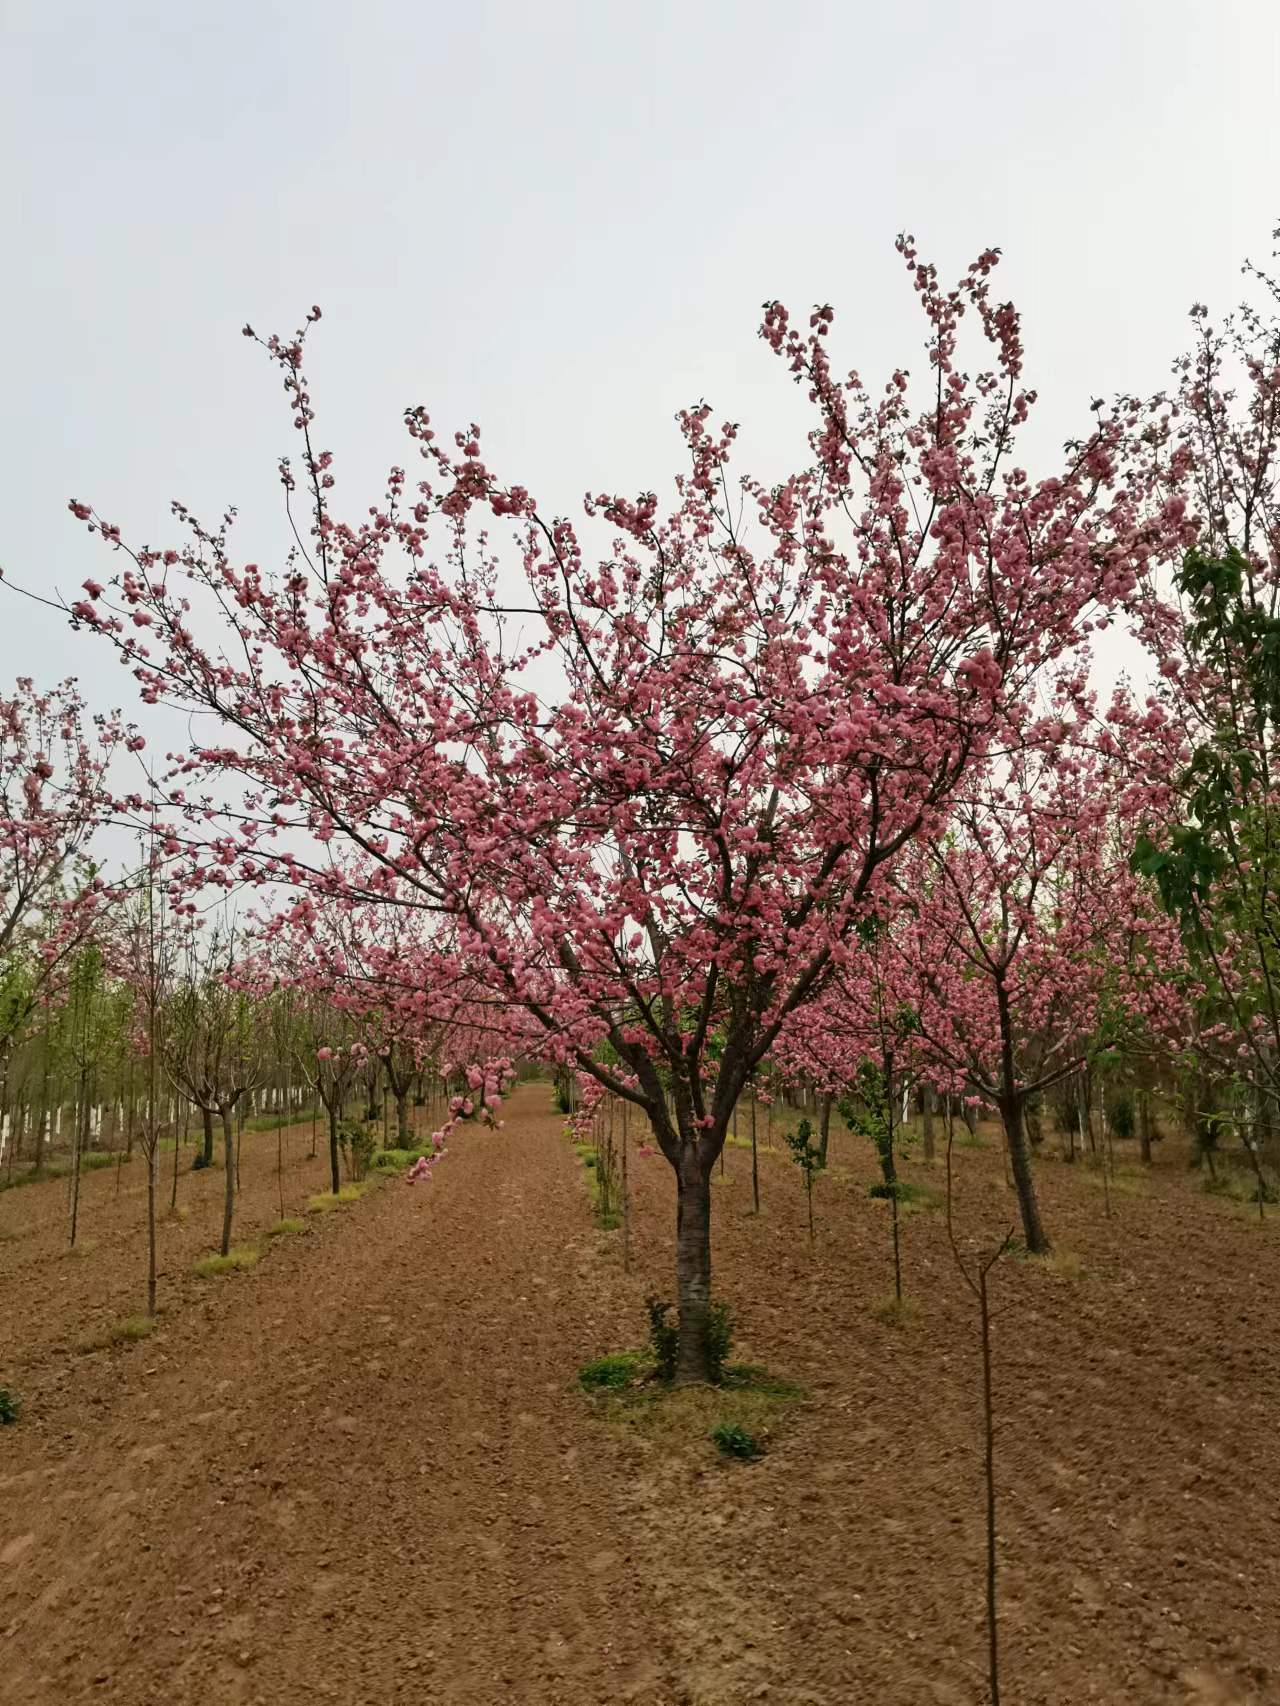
xmin=674 ymin=1150 xmax=713 ymax=1383
xmin=818 ymin=1091 xmax=834 ymax=1167
xmin=1137 ymin=1087 xmax=1153 ymax=1164
xmin=1000 ymin=1096 xmax=1050 ymax=1254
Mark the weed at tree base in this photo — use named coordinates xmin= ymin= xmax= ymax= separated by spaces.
xmin=268 ymin=1216 xmax=306 ymax=1237
xmin=194 ymin=1246 xmax=259 ymax=1277
xmin=1024 ymin=1248 xmax=1084 ymax=1279
xmin=572 ymin=1143 xmax=622 ymax=1230
xmin=866 ymin=1177 xmax=941 ymax=1215
xmin=0 ymin=1387 xmax=20 ymax=1424
xmin=578 ymin=1337 xmax=805 ymax=1459
xmin=306 ymin=1181 xmax=374 ymax=1213
xmin=871 ymin=1294 xmax=923 ymax=1327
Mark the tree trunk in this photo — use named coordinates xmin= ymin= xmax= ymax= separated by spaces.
xmin=328 ymin=1103 xmax=341 ymax=1195
xmin=146 ymin=1142 xmax=158 ymax=1317
xmin=68 ymin=1080 xmax=87 ymax=1248
xmin=818 ymin=1091 xmax=834 ymax=1168
xmin=396 ymin=1087 xmax=411 ymax=1147
xmin=994 ymin=982 xmax=1050 ymax=1254
xmin=201 ymin=1103 xmax=215 ymax=1167
xmin=1000 ymin=1096 xmax=1050 ymax=1255
xmin=750 ymin=1093 xmax=760 ymax=1213
xmin=219 ymin=1105 xmax=236 ymax=1256
xmin=675 ymin=1149 xmax=713 ymax=1383
xmin=922 ymin=1084 xmax=936 ymax=1163
xmin=1137 ymin=1088 xmax=1153 ymax=1165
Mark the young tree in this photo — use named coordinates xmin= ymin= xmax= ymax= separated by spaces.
xmin=891 ymin=738 xmax=1141 ymax=1253
xmin=164 ymin=934 xmax=263 ymax=1255
xmin=0 ymin=678 xmax=123 ymax=1117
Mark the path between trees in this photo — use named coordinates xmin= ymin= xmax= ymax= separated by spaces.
xmin=0 ymin=1087 xmax=684 ymax=1703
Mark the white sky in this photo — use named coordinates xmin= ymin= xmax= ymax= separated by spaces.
xmin=2 ymin=0 xmax=1278 ymax=722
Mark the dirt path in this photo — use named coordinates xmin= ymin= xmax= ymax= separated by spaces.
xmin=2 ymin=1086 xmax=1279 ymax=1705
xmin=0 ymin=1090 xmax=675 ymax=1704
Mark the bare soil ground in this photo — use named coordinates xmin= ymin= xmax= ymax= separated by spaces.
xmin=1 ymin=1086 xmax=1278 ymax=1705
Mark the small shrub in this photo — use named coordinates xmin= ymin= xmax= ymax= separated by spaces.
xmin=338 ymin=1118 xmax=377 ymax=1182
xmin=0 ymin=1388 xmax=20 ymax=1425
xmin=268 ymin=1217 xmax=305 ymax=1237
xmin=191 ymin=1153 xmax=213 ymax=1172
xmin=194 ymin=1246 xmax=259 ymax=1277
xmin=1107 ymin=1094 xmax=1135 ymax=1141
xmin=578 ymin=1350 xmax=648 ymax=1390
xmin=646 ymin=1295 xmax=734 ymax=1383
xmin=711 ymin=1421 xmax=763 ymax=1461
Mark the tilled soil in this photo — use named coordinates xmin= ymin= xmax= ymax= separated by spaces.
xmin=1 ymin=1086 xmax=1278 ymax=1705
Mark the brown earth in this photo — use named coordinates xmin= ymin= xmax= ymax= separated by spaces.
xmin=1 ymin=1085 xmax=1278 ymax=1705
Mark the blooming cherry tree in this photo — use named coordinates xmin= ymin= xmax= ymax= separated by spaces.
xmin=67 ymin=245 xmax=1165 ymax=1377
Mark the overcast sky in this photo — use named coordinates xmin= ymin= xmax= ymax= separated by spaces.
xmin=3 ymin=0 xmax=1278 ymax=719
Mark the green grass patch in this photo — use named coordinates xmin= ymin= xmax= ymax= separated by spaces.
xmin=953 ymin=1131 xmax=989 ymax=1150
xmin=1 ymin=1151 xmax=133 ymax=1190
xmin=1080 ymin=1162 xmax=1148 ymax=1198
xmin=0 ymin=1167 xmax=52 ymax=1191
xmin=866 ymin=1178 xmax=941 ymax=1214
xmin=723 ymin=1132 xmax=785 ymax=1159
xmin=1202 ymin=1166 xmax=1277 ymax=1208
xmin=578 ymin=1350 xmax=650 ymax=1390
xmin=194 ymin=1246 xmax=259 ymax=1277
xmin=268 ymin=1216 xmax=306 ymax=1238
xmin=244 ymin=1107 xmax=320 ymax=1133
xmin=81 ymin=1150 xmax=127 ymax=1173
xmin=370 ymin=1144 xmax=435 ymax=1171
xmin=306 ymin=1180 xmax=374 ymax=1213
xmin=80 ymin=1313 xmax=156 ymax=1352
